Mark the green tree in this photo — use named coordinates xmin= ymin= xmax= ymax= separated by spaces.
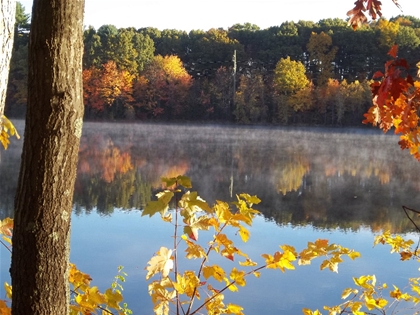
xmin=14 ymin=1 xmax=30 ymax=30
xmin=83 ymin=26 xmax=102 ymax=69
xmin=227 ymin=23 xmax=261 ymax=59
xmin=187 ymin=28 xmax=244 ymax=78
xmin=10 ymin=0 xmax=85 ymax=314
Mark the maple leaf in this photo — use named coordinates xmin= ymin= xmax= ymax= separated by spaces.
xmin=182 ymin=236 xmax=207 ymax=259
xmin=104 ymin=288 xmax=123 ymax=310
xmin=142 ymin=191 xmax=174 ymax=217
xmin=203 ymin=265 xmax=226 ymax=282
xmin=388 ymin=44 xmax=398 ymax=58
xmin=364 ymin=296 xmax=388 ymax=310
xmin=225 ymin=303 xmax=244 ymax=315
xmin=145 ymin=247 xmax=174 ymax=280
xmin=238 ymin=225 xmax=250 ymax=243
xmin=302 ymin=308 xmax=322 ymax=315
xmin=229 ymin=268 xmax=246 ymax=287
xmin=0 ymin=218 xmax=13 ymax=236
xmin=180 ymin=191 xmax=212 ymax=215
xmin=183 ymin=215 xmax=212 ymax=241
xmin=4 ymin=283 xmax=12 ymax=299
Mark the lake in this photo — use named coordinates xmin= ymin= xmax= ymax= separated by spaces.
xmin=1 ymin=121 xmax=420 ymax=314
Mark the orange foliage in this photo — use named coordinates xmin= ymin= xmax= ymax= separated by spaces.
xmin=363 ymin=45 xmax=420 ymax=160
xmin=78 ymin=136 xmax=133 ymax=183
xmin=101 ymin=148 xmax=133 ymax=183
xmin=83 ymin=61 xmax=134 ymax=113
xmin=133 ymin=55 xmax=192 ymax=118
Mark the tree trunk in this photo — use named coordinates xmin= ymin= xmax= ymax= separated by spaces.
xmin=0 ymin=0 xmax=16 ymax=117
xmin=11 ymin=0 xmax=84 ymax=314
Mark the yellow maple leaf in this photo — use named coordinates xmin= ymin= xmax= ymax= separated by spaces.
xmin=364 ymin=296 xmax=387 ymax=310
xmin=229 ymin=268 xmax=246 ymax=287
xmin=203 ymin=265 xmax=226 ymax=282
xmin=146 ymin=247 xmax=174 ymax=280
xmin=341 ymin=287 xmax=358 ymax=299
xmin=302 ymin=308 xmax=322 ymax=315
xmin=225 ymin=303 xmax=244 ymax=315
xmin=183 ymin=237 xmax=207 ymax=259
xmin=104 ymin=288 xmax=123 ymax=309
xmin=4 ymin=283 xmax=12 ymax=299
xmin=238 ymin=225 xmax=250 ymax=243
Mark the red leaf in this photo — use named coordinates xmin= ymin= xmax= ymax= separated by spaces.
xmin=388 ymin=45 xmax=398 ymax=58
xmin=372 ymin=71 xmax=384 ymax=79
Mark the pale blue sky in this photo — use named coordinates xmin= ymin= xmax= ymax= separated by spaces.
xmin=18 ymin=0 xmax=418 ymax=31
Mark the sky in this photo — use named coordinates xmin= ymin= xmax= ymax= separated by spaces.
xmin=18 ymin=0 xmax=419 ymax=32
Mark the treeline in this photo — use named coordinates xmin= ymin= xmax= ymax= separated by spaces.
xmin=5 ymin=3 xmax=420 ymax=125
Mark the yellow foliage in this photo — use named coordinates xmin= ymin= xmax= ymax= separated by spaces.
xmin=145 ymin=247 xmax=174 ymax=280
xmin=0 ymin=115 xmax=20 ymax=150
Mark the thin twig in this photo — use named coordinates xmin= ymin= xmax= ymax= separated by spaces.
xmin=189 ymin=265 xmax=266 ymax=315
xmin=185 ymin=220 xmax=229 ymax=315
xmin=402 ymin=205 xmax=420 ymax=253
xmin=0 ymin=239 xmax=12 ymax=253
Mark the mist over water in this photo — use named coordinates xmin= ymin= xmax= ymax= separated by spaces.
xmin=1 ymin=121 xmax=420 ymax=314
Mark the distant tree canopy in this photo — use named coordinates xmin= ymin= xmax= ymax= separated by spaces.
xmin=5 ymin=6 xmax=420 ymax=125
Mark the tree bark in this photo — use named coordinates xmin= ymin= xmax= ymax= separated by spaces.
xmin=11 ymin=0 xmax=84 ymax=314
xmin=0 ymin=0 xmax=16 ymax=117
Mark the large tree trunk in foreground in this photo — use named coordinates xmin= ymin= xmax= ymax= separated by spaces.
xmin=11 ymin=0 xmax=85 ymax=314
xmin=0 ymin=0 xmax=16 ymax=117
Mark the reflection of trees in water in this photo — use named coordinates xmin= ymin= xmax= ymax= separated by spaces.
xmin=1 ymin=122 xmax=420 ymax=232
xmin=275 ymin=153 xmax=310 ymax=195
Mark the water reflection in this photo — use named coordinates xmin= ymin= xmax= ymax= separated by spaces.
xmin=2 ymin=121 xmax=420 ymax=315
xmin=1 ymin=121 xmax=420 ymax=233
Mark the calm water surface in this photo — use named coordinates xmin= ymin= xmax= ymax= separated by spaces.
xmin=1 ymin=121 xmax=420 ymax=314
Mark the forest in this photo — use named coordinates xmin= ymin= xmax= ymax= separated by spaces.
xmin=5 ymin=3 xmax=420 ymax=125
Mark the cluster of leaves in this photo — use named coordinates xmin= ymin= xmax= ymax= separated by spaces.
xmin=0 ymin=116 xmax=20 ymax=149
xmin=0 ymin=217 xmax=132 ymax=315
xmin=347 ymin=0 xmax=401 ymax=30
xmin=143 ymin=176 xmax=361 ymax=315
xmin=305 ymin=230 xmax=420 ymax=315
xmin=363 ymin=45 xmax=420 ymax=160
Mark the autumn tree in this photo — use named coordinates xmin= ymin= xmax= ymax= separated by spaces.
xmin=83 ymin=60 xmax=134 ymax=119
xmin=377 ymin=18 xmax=400 ymax=49
xmin=10 ymin=1 xmax=85 ymax=314
xmin=273 ymin=56 xmax=310 ymax=122
xmin=133 ymin=55 xmax=192 ymax=119
xmin=307 ymin=31 xmax=338 ymax=86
